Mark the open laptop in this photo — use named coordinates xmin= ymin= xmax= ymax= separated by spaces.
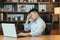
xmin=1 ymin=23 xmax=25 ymax=38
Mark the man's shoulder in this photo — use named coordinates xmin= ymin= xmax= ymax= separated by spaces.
xmin=38 ymin=17 xmax=45 ymax=22
xmin=38 ymin=18 xmax=46 ymax=25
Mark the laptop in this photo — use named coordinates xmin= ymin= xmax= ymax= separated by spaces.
xmin=3 ymin=37 xmax=17 ymax=40
xmin=1 ymin=23 xmax=25 ymax=38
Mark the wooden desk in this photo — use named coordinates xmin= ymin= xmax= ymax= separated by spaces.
xmin=0 ymin=35 xmax=60 ymax=40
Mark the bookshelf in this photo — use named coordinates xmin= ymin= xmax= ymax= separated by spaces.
xmin=0 ymin=0 xmax=60 ymax=35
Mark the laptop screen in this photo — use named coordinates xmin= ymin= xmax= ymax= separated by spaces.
xmin=1 ymin=23 xmax=17 ymax=37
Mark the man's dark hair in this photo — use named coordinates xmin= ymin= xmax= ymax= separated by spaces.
xmin=29 ymin=8 xmax=39 ymax=14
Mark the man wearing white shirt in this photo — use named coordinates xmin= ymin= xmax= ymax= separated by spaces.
xmin=18 ymin=8 xmax=46 ymax=36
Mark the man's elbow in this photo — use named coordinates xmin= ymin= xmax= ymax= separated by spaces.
xmin=30 ymin=32 xmax=42 ymax=36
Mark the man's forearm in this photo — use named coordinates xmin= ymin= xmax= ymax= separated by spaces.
xmin=25 ymin=18 xmax=29 ymax=24
xmin=25 ymin=33 xmax=31 ymax=37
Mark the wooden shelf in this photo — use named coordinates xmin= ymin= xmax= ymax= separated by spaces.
xmin=59 ymin=2 xmax=60 ymax=3
xmin=0 ymin=11 xmax=53 ymax=13
xmin=0 ymin=2 xmax=38 ymax=4
xmin=0 ymin=2 xmax=59 ymax=4
xmin=17 ymin=2 xmax=38 ymax=4
xmin=0 ymin=11 xmax=28 ymax=13
xmin=1 ymin=2 xmax=59 ymax=4
xmin=0 ymin=2 xmax=50 ymax=4
xmin=50 ymin=2 xmax=59 ymax=4
xmin=0 ymin=21 xmax=17 ymax=23
xmin=0 ymin=20 xmax=26 ymax=22
xmin=17 ymin=2 xmax=50 ymax=4
xmin=18 ymin=20 xmax=26 ymax=22
xmin=0 ymin=2 xmax=18 ymax=4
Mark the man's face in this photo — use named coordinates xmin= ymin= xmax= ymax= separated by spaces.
xmin=30 ymin=12 xmax=38 ymax=21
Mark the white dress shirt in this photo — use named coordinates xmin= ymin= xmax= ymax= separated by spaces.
xmin=24 ymin=17 xmax=46 ymax=36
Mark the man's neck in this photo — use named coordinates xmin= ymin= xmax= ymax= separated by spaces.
xmin=34 ymin=16 xmax=40 ymax=22
xmin=36 ymin=16 xmax=40 ymax=20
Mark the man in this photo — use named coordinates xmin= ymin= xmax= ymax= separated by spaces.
xmin=18 ymin=8 xmax=46 ymax=36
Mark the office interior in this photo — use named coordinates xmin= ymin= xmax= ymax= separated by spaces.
xmin=0 ymin=0 xmax=60 ymax=35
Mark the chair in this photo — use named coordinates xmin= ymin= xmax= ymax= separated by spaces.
xmin=40 ymin=13 xmax=52 ymax=35
xmin=44 ymin=23 xmax=52 ymax=35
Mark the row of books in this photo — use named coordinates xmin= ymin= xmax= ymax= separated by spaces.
xmin=0 ymin=0 xmax=59 ymax=2
xmin=3 ymin=4 xmax=35 ymax=12
xmin=3 ymin=5 xmax=17 ymax=12
xmin=2 ymin=4 xmax=59 ymax=12
xmin=2 ymin=0 xmax=59 ymax=2
xmin=3 ymin=4 xmax=46 ymax=12
xmin=6 ymin=0 xmax=37 ymax=2
xmin=4 ymin=5 xmax=13 ymax=12
xmin=7 ymin=14 xmax=25 ymax=21
xmin=0 ymin=13 xmax=28 ymax=21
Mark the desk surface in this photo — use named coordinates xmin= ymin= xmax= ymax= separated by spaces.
xmin=0 ymin=35 xmax=60 ymax=40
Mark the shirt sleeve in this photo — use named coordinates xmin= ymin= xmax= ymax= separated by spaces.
xmin=30 ymin=22 xmax=46 ymax=36
xmin=24 ymin=23 xmax=31 ymax=31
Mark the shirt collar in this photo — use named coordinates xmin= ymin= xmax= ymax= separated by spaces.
xmin=35 ymin=17 xmax=41 ymax=23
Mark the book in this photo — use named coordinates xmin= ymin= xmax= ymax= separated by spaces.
xmin=39 ymin=4 xmax=46 ymax=12
xmin=18 ymin=16 xmax=21 ymax=20
xmin=6 ymin=0 xmax=12 ymax=2
xmin=12 ymin=5 xmax=17 ymax=12
xmin=34 ymin=4 xmax=38 ymax=9
xmin=28 ymin=0 xmax=34 ymax=2
xmin=20 ymin=0 xmax=24 ymax=2
xmin=0 ymin=13 xmax=3 ymax=21
xmin=53 ymin=14 xmax=59 ymax=22
xmin=20 ymin=0 xmax=28 ymax=2
xmin=12 ymin=0 xmax=18 ymax=2
xmin=4 ymin=5 xmax=12 ymax=12
xmin=26 ymin=5 xmax=34 ymax=12
xmin=18 ymin=5 xmax=26 ymax=12
xmin=23 ymin=0 xmax=28 ymax=2
xmin=52 ymin=0 xmax=55 ymax=2
xmin=3 ymin=13 xmax=7 ymax=21
xmin=51 ymin=0 xmax=59 ymax=2
xmin=45 ymin=4 xmax=50 ymax=12
xmin=28 ymin=0 xmax=37 ymax=2
xmin=33 ymin=0 xmax=37 ymax=2
xmin=19 ymin=14 xmax=24 ymax=20
xmin=24 ymin=14 xmax=28 ymax=20
xmin=6 ymin=0 xmax=18 ymax=2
